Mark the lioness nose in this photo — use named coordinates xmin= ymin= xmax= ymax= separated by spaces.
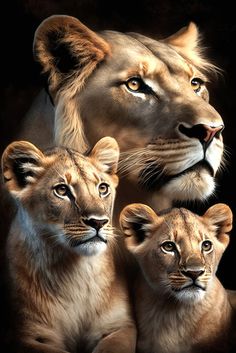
xmin=181 ymin=270 xmax=204 ymax=280
xmin=83 ymin=218 xmax=108 ymax=230
xmin=179 ymin=123 xmax=224 ymax=145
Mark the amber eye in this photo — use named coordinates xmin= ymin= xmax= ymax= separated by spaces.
xmin=126 ymin=77 xmax=142 ymax=92
xmin=191 ymin=78 xmax=204 ymax=93
xmin=161 ymin=241 xmax=176 ymax=253
xmin=54 ymin=184 xmax=69 ymax=198
xmin=98 ymin=183 xmax=110 ymax=197
xmin=201 ymin=240 xmax=213 ymax=253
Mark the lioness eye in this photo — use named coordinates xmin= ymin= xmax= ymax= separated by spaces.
xmin=126 ymin=77 xmax=143 ymax=92
xmin=191 ymin=78 xmax=204 ymax=93
xmin=161 ymin=241 xmax=176 ymax=253
xmin=98 ymin=183 xmax=110 ymax=197
xmin=201 ymin=240 xmax=213 ymax=252
xmin=54 ymin=184 xmax=69 ymax=197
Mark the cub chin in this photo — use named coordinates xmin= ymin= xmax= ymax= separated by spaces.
xmin=120 ymin=203 xmax=236 ymax=353
xmin=2 ymin=137 xmax=136 ymax=353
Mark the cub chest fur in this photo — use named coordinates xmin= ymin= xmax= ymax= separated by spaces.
xmin=136 ymin=280 xmax=232 ymax=353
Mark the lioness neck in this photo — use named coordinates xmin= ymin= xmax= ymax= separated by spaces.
xmin=137 ymin=278 xmax=232 ymax=353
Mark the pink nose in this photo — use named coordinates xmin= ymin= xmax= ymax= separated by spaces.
xmin=179 ymin=123 xmax=224 ymax=145
xmin=202 ymin=125 xmax=223 ymax=143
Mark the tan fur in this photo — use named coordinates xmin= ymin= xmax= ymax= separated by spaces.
xmin=120 ymin=203 xmax=236 ymax=353
xmin=2 ymin=138 xmax=136 ymax=353
xmin=33 ymin=15 xmax=110 ymax=153
xmin=19 ymin=16 xmax=224 ymax=219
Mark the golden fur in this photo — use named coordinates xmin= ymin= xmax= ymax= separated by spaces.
xmin=120 ymin=203 xmax=236 ymax=353
xmin=2 ymin=137 xmax=136 ymax=353
xmin=19 ymin=15 xmax=224 ymax=218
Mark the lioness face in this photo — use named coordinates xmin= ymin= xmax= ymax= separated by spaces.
xmin=79 ymin=31 xmax=223 ymax=203
xmin=120 ymin=203 xmax=232 ymax=303
xmin=2 ymin=137 xmax=119 ymax=256
xmin=34 ymin=17 xmax=224 ymax=207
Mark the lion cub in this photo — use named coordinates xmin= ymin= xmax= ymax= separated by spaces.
xmin=120 ymin=203 xmax=236 ymax=353
xmin=2 ymin=137 xmax=136 ymax=353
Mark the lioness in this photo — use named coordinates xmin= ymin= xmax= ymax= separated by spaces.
xmin=1 ymin=137 xmax=136 ymax=353
xmin=19 ymin=15 xmax=224 ymax=219
xmin=120 ymin=203 xmax=236 ymax=353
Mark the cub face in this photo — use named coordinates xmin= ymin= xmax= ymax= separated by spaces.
xmin=120 ymin=203 xmax=233 ymax=302
xmin=2 ymin=137 xmax=119 ymax=256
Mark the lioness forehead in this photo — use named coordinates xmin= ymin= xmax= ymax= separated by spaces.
xmin=101 ymin=30 xmax=196 ymax=78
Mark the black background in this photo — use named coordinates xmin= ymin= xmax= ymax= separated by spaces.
xmin=0 ymin=0 xmax=236 ymax=335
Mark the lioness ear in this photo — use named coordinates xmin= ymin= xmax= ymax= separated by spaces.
xmin=33 ymin=15 xmax=111 ymax=97
xmin=89 ymin=137 xmax=120 ymax=175
xmin=164 ymin=22 xmax=199 ymax=51
xmin=119 ymin=203 xmax=160 ymax=252
xmin=204 ymin=203 xmax=233 ymax=248
xmin=1 ymin=141 xmax=45 ymax=196
xmin=163 ymin=22 xmax=214 ymax=72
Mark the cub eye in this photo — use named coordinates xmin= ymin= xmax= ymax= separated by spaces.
xmin=126 ymin=77 xmax=143 ymax=92
xmin=161 ymin=241 xmax=176 ymax=253
xmin=98 ymin=183 xmax=110 ymax=197
xmin=201 ymin=240 xmax=213 ymax=253
xmin=54 ymin=184 xmax=69 ymax=198
xmin=191 ymin=78 xmax=204 ymax=93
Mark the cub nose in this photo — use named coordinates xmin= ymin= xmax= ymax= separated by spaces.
xmin=179 ymin=123 xmax=224 ymax=145
xmin=181 ymin=270 xmax=204 ymax=280
xmin=82 ymin=218 xmax=108 ymax=230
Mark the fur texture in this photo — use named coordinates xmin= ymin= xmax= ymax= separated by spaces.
xmin=2 ymin=138 xmax=136 ymax=353
xmin=19 ymin=16 xmax=224 ymax=217
xmin=120 ymin=203 xmax=236 ymax=353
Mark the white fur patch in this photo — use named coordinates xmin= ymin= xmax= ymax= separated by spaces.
xmin=160 ymin=169 xmax=215 ymax=203
xmin=173 ymin=287 xmax=206 ymax=303
xmin=73 ymin=241 xmax=107 ymax=256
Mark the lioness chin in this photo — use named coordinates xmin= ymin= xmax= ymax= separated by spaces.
xmin=19 ymin=15 xmax=224 ymax=220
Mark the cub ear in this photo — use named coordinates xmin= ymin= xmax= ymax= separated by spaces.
xmin=1 ymin=141 xmax=45 ymax=196
xmin=33 ymin=15 xmax=111 ymax=97
xmin=203 ymin=203 xmax=233 ymax=248
xmin=89 ymin=137 xmax=120 ymax=176
xmin=119 ymin=203 xmax=160 ymax=252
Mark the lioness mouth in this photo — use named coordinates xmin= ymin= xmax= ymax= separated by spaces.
xmin=139 ymin=159 xmax=214 ymax=191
